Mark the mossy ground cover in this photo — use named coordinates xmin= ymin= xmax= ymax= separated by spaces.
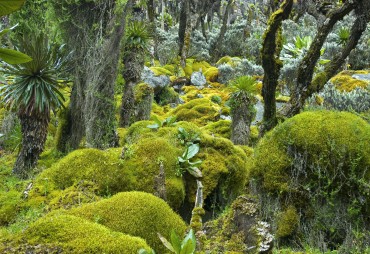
xmin=1 ymin=57 xmax=369 ymax=253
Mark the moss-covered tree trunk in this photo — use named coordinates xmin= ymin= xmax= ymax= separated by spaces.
xmin=260 ymin=0 xmax=293 ymax=135
xmin=52 ymin=1 xmax=116 ymax=152
xmin=230 ymin=94 xmax=254 ymax=146
xmin=135 ymin=84 xmax=154 ymax=122
xmin=13 ymin=112 xmax=49 ymax=179
xmin=285 ymin=1 xmax=357 ymax=117
xmin=85 ymin=1 xmax=133 ymax=148
xmin=120 ymin=44 xmax=146 ymax=127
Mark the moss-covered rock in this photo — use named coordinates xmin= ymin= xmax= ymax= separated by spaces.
xmin=5 ymin=214 xmax=150 ymax=253
xmin=30 ymin=144 xmax=185 ymax=210
xmin=67 ymin=191 xmax=187 ymax=253
xmin=251 ymin=111 xmax=370 ymax=248
xmin=202 ymin=120 xmax=231 ymax=139
xmin=171 ymin=98 xmax=220 ymax=126
xmin=124 ymin=121 xmax=250 ymax=211
xmin=204 ymin=67 xmax=219 ymax=82
xmin=330 ymin=71 xmax=369 ymax=92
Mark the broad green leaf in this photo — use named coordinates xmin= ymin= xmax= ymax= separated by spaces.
xmin=170 ymin=230 xmax=182 ymax=254
xmin=0 ymin=0 xmax=26 ymax=17
xmin=177 ymin=157 xmax=187 ymax=163
xmin=0 ymin=48 xmax=32 ymax=64
xmin=147 ymin=124 xmax=159 ymax=129
xmin=152 ymin=115 xmax=162 ymax=126
xmin=186 ymin=143 xmax=199 ymax=159
xmin=180 ymin=230 xmax=196 ymax=254
xmin=158 ymin=233 xmax=176 ymax=253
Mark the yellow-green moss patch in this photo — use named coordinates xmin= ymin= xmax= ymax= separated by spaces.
xmin=15 ymin=214 xmax=150 ymax=253
xmin=67 ymin=191 xmax=187 ymax=253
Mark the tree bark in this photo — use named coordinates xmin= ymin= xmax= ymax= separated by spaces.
xmin=85 ymin=1 xmax=133 ymax=148
xmin=285 ymin=1 xmax=356 ymax=117
xmin=13 ymin=112 xmax=49 ymax=179
xmin=231 ymin=94 xmax=254 ymax=146
xmin=260 ymin=0 xmax=293 ymax=135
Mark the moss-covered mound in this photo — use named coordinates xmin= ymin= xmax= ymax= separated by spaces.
xmin=29 ymin=146 xmax=185 ymax=210
xmin=251 ymin=111 xmax=370 ymax=248
xmin=67 ymin=191 xmax=187 ymax=253
xmin=171 ymin=98 xmax=220 ymax=126
xmin=3 ymin=214 xmax=150 ymax=253
xmin=124 ymin=121 xmax=250 ymax=208
xmin=202 ymin=120 xmax=231 ymax=139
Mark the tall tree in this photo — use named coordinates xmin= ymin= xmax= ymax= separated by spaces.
xmin=285 ymin=0 xmax=369 ymax=116
xmin=0 ymin=36 xmax=68 ymax=179
xmin=51 ymin=1 xmax=116 ymax=152
xmin=84 ymin=0 xmax=133 ymax=148
xmin=285 ymin=0 xmax=357 ymax=117
xmin=260 ymin=0 xmax=293 ymax=135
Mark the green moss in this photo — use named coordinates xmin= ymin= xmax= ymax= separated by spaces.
xmin=14 ymin=214 xmax=150 ymax=253
xmin=67 ymin=191 xmax=187 ymax=253
xmin=0 ymin=191 xmax=22 ymax=226
xmin=171 ymin=98 xmax=220 ymax=126
xmin=157 ymin=86 xmax=179 ymax=106
xmin=216 ymin=56 xmax=241 ymax=67
xmin=48 ymin=181 xmax=102 ymax=210
xmin=330 ymin=72 xmax=369 ymax=92
xmin=134 ymin=83 xmax=154 ymax=103
xmin=202 ymin=120 xmax=231 ymax=139
xmin=276 ymin=206 xmax=299 ymax=238
xmin=149 ymin=66 xmax=172 ymax=76
xmin=204 ymin=67 xmax=219 ymax=82
xmin=251 ymin=110 xmax=370 ymax=243
xmin=192 ymin=61 xmax=212 ymax=72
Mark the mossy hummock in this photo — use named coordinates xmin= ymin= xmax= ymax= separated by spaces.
xmin=251 ymin=110 xmax=370 ymax=247
xmin=6 ymin=214 xmax=151 ymax=253
xmin=66 ymin=191 xmax=187 ymax=253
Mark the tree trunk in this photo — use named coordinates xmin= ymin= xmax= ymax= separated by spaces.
xmin=85 ymin=1 xmax=133 ymax=148
xmin=135 ymin=84 xmax=154 ymax=122
xmin=178 ymin=0 xmax=189 ymax=67
xmin=13 ymin=112 xmax=49 ymax=179
xmin=211 ymin=0 xmax=233 ymax=62
xmin=285 ymin=2 xmax=356 ymax=117
xmin=120 ymin=81 xmax=136 ymax=127
xmin=231 ymin=95 xmax=254 ymax=146
xmin=260 ymin=0 xmax=293 ymax=135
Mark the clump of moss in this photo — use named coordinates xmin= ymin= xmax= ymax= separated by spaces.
xmin=251 ymin=111 xmax=370 ymax=248
xmin=149 ymin=66 xmax=173 ymax=76
xmin=0 ymin=191 xmax=22 ymax=226
xmin=67 ymin=191 xmax=187 ymax=253
xmin=204 ymin=67 xmax=219 ymax=82
xmin=330 ymin=72 xmax=369 ymax=92
xmin=156 ymin=86 xmax=179 ymax=106
xmin=171 ymin=98 xmax=220 ymax=126
xmin=202 ymin=120 xmax=231 ymax=139
xmin=9 ymin=214 xmax=151 ymax=253
xmin=276 ymin=206 xmax=300 ymax=238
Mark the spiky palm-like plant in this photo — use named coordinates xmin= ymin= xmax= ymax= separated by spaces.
xmin=0 ymin=35 xmax=69 ymax=178
xmin=120 ymin=21 xmax=151 ymax=127
xmin=229 ymin=75 xmax=258 ymax=145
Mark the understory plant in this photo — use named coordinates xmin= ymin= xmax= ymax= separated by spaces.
xmin=147 ymin=115 xmax=177 ymax=130
xmin=229 ymin=75 xmax=257 ymax=145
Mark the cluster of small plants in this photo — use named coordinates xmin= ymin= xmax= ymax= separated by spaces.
xmin=309 ymin=82 xmax=370 ymax=113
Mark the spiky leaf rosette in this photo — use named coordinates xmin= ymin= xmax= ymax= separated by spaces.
xmin=0 ymin=35 xmax=70 ymax=116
